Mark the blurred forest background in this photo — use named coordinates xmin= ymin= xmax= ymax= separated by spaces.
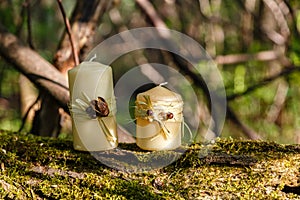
xmin=1 ymin=0 xmax=300 ymax=144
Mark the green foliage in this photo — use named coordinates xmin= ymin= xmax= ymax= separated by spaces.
xmin=0 ymin=62 xmax=22 ymax=132
xmin=2 ymin=0 xmax=300 ymax=143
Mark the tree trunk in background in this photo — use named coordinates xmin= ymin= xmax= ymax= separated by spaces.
xmin=32 ymin=0 xmax=112 ymax=137
xmin=19 ymin=75 xmax=38 ymax=126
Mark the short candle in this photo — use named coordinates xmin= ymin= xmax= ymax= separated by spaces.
xmin=135 ymin=84 xmax=183 ymax=150
xmin=68 ymin=61 xmax=117 ymax=151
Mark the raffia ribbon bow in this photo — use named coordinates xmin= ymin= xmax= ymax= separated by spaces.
xmin=69 ymin=92 xmax=117 ymax=146
xmin=135 ymin=95 xmax=183 ymax=141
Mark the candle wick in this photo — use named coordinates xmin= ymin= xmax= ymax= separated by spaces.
xmin=89 ymin=54 xmax=97 ymax=62
xmin=159 ymin=82 xmax=168 ymax=86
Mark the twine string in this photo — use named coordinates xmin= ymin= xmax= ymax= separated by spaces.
xmin=70 ymin=92 xmax=117 ymax=146
xmin=135 ymin=95 xmax=183 ymax=140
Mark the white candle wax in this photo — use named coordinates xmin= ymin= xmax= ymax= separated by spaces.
xmin=135 ymin=85 xmax=183 ymax=150
xmin=68 ymin=62 xmax=117 ymax=151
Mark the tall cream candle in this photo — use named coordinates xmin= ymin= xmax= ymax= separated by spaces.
xmin=135 ymin=85 xmax=183 ymax=150
xmin=68 ymin=61 xmax=117 ymax=151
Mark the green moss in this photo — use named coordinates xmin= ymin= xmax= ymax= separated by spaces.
xmin=0 ymin=130 xmax=300 ymax=199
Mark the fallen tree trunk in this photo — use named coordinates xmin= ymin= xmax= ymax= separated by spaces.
xmin=0 ymin=130 xmax=299 ymax=199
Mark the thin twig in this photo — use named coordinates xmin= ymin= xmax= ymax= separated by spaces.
xmin=226 ymin=106 xmax=261 ymax=140
xmin=215 ymin=50 xmax=278 ymax=65
xmin=283 ymin=0 xmax=300 ymax=39
xmin=136 ymin=0 xmax=261 ymax=140
xmin=135 ymin=0 xmax=170 ymax=38
xmin=135 ymin=0 xmax=168 ymax=29
xmin=25 ymin=0 xmax=34 ymax=49
xmin=227 ymin=66 xmax=300 ymax=100
xmin=266 ymin=81 xmax=289 ymax=123
xmin=263 ymin=0 xmax=290 ymax=38
xmin=18 ymin=93 xmax=41 ymax=132
xmin=56 ymin=0 xmax=79 ymax=66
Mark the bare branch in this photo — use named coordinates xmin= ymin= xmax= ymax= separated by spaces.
xmin=266 ymin=81 xmax=289 ymax=123
xmin=54 ymin=0 xmax=112 ymax=73
xmin=0 ymin=24 xmax=69 ymax=111
xmin=56 ymin=0 xmax=79 ymax=66
xmin=18 ymin=93 xmax=41 ymax=132
xmin=135 ymin=0 xmax=262 ymax=140
xmin=227 ymin=66 xmax=300 ymax=100
xmin=263 ymin=0 xmax=290 ymax=38
xmin=26 ymin=0 xmax=34 ymax=49
xmin=135 ymin=0 xmax=168 ymax=29
xmin=35 ymin=0 xmax=113 ymax=137
xmin=215 ymin=50 xmax=279 ymax=65
xmin=227 ymin=107 xmax=261 ymax=140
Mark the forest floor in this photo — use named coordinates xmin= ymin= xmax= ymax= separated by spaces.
xmin=0 ymin=130 xmax=300 ymax=199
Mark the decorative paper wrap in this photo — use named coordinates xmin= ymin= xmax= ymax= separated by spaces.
xmin=135 ymin=85 xmax=183 ymax=150
xmin=68 ymin=62 xmax=117 ymax=151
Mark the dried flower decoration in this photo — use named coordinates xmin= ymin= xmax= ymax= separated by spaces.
xmin=70 ymin=92 xmax=117 ymax=146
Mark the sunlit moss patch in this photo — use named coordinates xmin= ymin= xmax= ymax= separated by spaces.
xmin=0 ymin=130 xmax=299 ymax=199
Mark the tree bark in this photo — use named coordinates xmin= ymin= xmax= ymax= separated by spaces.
xmin=54 ymin=0 xmax=111 ymax=73
xmin=32 ymin=0 xmax=112 ymax=137
xmin=0 ymin=24 xmax=69 ymax=111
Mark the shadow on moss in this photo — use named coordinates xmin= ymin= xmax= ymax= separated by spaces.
xmin=1 ymin=130 xmax=300 ymax=199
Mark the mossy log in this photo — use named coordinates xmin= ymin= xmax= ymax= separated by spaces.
xmin=0 ymin=130 xmax=300 ymax=199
